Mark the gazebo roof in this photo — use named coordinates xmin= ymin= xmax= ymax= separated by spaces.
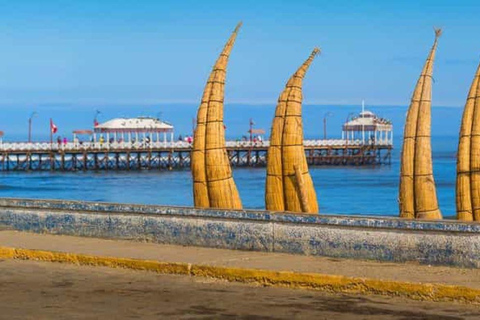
xmin=94 ymin=117 xmax=174 ymax=133
xmin=248 ymin=128 xmax=266 ymax=135
xmin=343 ymin=110 xmax=392 ymax=131
xmin=73 ymin=129 xmax=93 ymax=135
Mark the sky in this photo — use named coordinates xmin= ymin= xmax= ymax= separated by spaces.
xmin=0 ymin=0 xmax=480 ymax=108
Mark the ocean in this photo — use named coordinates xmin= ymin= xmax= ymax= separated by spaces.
xmin=0 ymin=104 xmax=463 ymax=217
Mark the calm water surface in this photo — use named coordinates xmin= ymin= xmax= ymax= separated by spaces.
xmin=0 ymin=105 xmax=462 ymax=217
xmin=0 ymin=139 xmax=457 ymax=217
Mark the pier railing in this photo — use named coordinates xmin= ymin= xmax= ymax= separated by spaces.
xmin=0 ymin=139 xmax=392 ymax=152
xmin=0 ymin=138 xmax=392 ymax=170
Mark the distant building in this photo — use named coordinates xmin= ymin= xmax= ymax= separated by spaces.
xmin=93 ymin=117 xmax=174 ymax=143
xmin=342 ymin=110 xmax=393 ymax=145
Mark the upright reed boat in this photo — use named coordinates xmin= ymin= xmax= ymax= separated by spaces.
xmin=265 ymin=49 xmax=320 ymax=214
xmin=456 ymin=60 xmax=480 ymax=221
xmin=191 ymin=23 xmax=243 ymax=209
xmin=399 ymin=29 xmax=442 ymax=220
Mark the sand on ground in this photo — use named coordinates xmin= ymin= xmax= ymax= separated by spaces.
xmin=0 ymin=259 xmax=479 ymax=320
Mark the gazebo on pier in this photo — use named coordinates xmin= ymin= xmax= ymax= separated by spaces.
xmin=93 ymin=117 xmax=174 ymax=144
xmin=342 ymin=110 xmax=393 ymax=145
xmin=72 ymin=130 xmax=93 ymax=143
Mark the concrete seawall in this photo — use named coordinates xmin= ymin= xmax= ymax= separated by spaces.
xmin=0 ymin=198 xmax=479 ymax=268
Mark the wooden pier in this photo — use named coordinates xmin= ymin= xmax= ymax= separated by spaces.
xmin=0 ymin=140 xmax=392 ymax=171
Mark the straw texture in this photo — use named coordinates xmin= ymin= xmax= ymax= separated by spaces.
xmin=191 ymin=23 xmax=242 ymax=209
xmin=399 ymin=29 xmax=442 ymax=220
xmin=456 ymin=60 xmax=480 ymax=221
xmin=265 ymin=49 xmax=320 ymax=214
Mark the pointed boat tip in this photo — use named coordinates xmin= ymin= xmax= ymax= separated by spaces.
xmin=234 ymin=21 xmax=243 ymax=33
xmin=434 ymin=27 xmax=442 ymax=39
xmin=312 ymin=47 xmax=321 ymax=56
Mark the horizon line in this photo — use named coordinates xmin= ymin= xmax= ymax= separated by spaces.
xmin=0 ymin=100 xmax=463 ymax=109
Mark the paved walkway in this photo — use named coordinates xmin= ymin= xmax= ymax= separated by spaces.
xmin=1 ymin=230 xmax=479 ymax=290
xmin=2 ymin=259 xmax=480 ymax=320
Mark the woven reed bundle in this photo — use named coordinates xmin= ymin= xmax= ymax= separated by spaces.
xmin=191 ymin=72 xmax=214 ymax=208
xmin=456 ymin=61 xmax=480 ymax=221
xmin=191 ymin=23 xmax=242 ymax=209
xmin=265 ymin=48 xmax=320 ymax=214
xmin=399 ymin=29 xmax=442 ymax=220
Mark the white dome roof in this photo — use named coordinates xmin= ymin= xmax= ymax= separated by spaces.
xmin=95 ymin=117 xmax=174 ymax=132
xmin=344 ymin=110 xmax=392 ymax=131
xmin=359 ymin=110 xmax=375 ymax=117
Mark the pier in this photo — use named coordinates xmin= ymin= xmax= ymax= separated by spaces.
xmin=0 ymin=139 xmax=392 ymax=171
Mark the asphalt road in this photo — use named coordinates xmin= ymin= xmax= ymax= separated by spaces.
xmin=0 ymin=259 xmax=479 ymax=320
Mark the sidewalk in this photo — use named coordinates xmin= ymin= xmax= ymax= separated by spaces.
xmin=1 ymin=229 xmax=480 ymax=303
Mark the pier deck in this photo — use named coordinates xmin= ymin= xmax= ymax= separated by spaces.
xmin=0 ymin=139 xmax=392 ymax=171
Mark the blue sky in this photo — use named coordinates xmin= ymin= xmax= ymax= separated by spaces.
xmin=0 ymin=0 xmax=479 ymax=107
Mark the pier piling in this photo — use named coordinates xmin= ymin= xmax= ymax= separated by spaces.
xmin=0 ymin=140 xmax=391 ymax=172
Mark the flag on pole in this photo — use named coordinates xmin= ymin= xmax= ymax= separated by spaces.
xmin=50 ymin=119 xmax=58 ymax=134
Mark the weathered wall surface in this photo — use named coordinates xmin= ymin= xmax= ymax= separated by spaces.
xmin=0 ymin=198 xmax=479 ymax=268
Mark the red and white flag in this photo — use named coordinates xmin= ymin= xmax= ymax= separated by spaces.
xmin=50 ymin=119 xmax=58 ymax=134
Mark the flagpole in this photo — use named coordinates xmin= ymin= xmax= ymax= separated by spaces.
xmin=361 ymin=100 xmax=365 ymax=144
xmin=50 ymin=118 xmax=53 ymax=146
xmin=249 ymin=118 xmax=253 ymax=143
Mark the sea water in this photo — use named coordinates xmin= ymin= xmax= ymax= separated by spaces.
xmin=0 ymin=104 xmax=462 ymax=217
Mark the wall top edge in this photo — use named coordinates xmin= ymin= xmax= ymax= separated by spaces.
xmin=0 ymin=197 xmax=478 ymax=233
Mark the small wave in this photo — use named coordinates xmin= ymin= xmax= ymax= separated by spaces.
xmin=0 ymin=184 xmax=63 ymax=192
